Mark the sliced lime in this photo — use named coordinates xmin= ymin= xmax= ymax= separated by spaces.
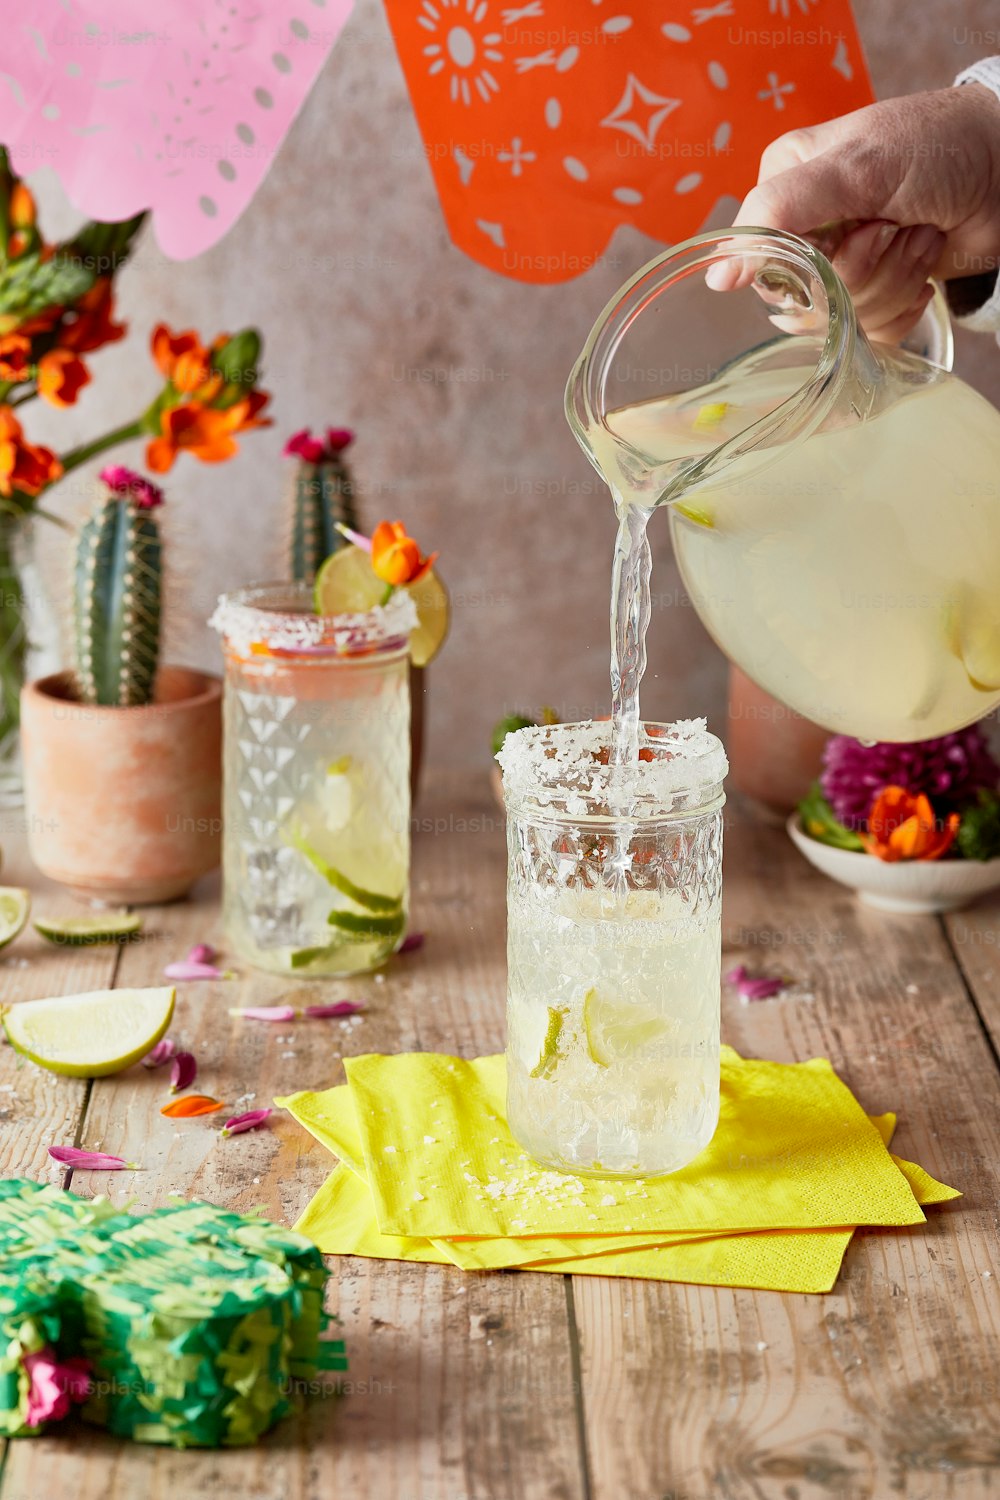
xmin=530 ymin=1005 xmax=568 ymax=1079
xmin=327 ymin=908 xmax=406 ymax=942
xmin=34 ymin=911 xmax=143 ymax=946
xmin=287 ymin=825 xmax=402 ymax=914
xmin=0 ymin=888 xmax=30 ymax=950
xmin=2 ymin=986 xmax=175 ymax=1077
xmin=313 ymin=544 xmax=450 ymax=667
xmin=290 ymin=943 xmax=344 ymax=970
xmin=583 ymin=986 xmax=666 ymax=1067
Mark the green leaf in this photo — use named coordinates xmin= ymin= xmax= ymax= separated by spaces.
xmin=797 ymin=783 xmax=866 ymax=851
xmin=491 ymin=712 xmax=536 ymax=757
xmin=955 ymin=790 xmax=1000 ymax=862
xmin=0 ymin=250 xmax=92 ymax=320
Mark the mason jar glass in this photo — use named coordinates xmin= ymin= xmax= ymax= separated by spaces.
xmin=211 ymin=582 xmax=416 ymax=976
xmin=498 ymin=719 xmax=727 ymax=1177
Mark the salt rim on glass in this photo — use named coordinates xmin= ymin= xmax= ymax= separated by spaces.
xmin=497 ymin=718 xmax=728 ymax=820
xmin=209 ymin=581 xmax=417 ymax=659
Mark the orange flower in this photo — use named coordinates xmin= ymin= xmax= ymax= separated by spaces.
xmin=0 ymin=406 xmax=61 ymax=497
xmin=146 ymin=390 xmax=271 ymax=473
xmin=370 ymin=520 xmax=437 ymax=587
xmin=59 ymin=278 xmax=126 ymax=353
xmin=150 ymin=323 xmax=215 ymax=394
xmin=37 ymin=349 xmax=90 ymax=407
xmin=0 ymin=334 xmax=31 ymax=381
xmin=861 ymin=786 xmax=959 ymax=863
xmin=9 ymin=182 xmax=35 ymax=230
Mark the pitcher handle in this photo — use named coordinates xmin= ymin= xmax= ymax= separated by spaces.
xmin=900 ymin=280 xmax=954 ymax=372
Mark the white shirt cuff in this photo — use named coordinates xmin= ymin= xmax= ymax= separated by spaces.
xmin=952 ymin=59 xmax=1000 ymax=331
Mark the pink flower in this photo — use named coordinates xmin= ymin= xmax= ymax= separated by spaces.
xmin=221 ymin=1107 xmax=272 ymax=1137
xmin=99 ymin=464 xmax=164 ymax=510
xmin=284 ymin=426 xmax=355 ymax=463
xmin=23 ymin=1350 xmax=91 ymax=1427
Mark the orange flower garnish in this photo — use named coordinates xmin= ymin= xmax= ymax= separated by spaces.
xmin=0 ymin=405 xmax=61 ymax=497
xmin=861 ymin=786 xmax=959 ymax=863
xmin=37 ymin=349 xmax=90 ymax=407
xmin=160 ymin=1094 xmax=225 ymax=1118
xmin=59 ymin=278 xmax=126 ymax=354
xmin=0 ymin=333 xmax=31 ymax=382
xmin=146 ymin=390 xmax=271 ymax=473
xmin=370 ymin=520 xmax=437 ymax=587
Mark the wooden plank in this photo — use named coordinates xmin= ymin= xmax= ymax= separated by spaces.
xmin=572 ymin=810 xmax=1000 ymax=1500
xmin=943 ymin=892 xmax=1000 ymax=1061
xmin=1 ymin=774 xmax=587 ymax=1500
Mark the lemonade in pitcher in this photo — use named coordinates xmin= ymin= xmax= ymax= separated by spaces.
xmin=568 ymin=228 xmax=1000 ymax=746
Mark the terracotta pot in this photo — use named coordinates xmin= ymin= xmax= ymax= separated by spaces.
xmin=21 ymin=666 xmax=222 ymax=904
xmin=726 ymin=665 xmax=829 ymax=817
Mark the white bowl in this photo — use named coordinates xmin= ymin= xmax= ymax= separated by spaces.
xmin=786 ymin=815 xmax=1000 ymax=914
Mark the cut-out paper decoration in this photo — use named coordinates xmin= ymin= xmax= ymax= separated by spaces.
xmin=0 ymin=1178 xmax=344 ymax=1446
xmin=383 ymin=0 xmax=874 ymax=281
xmin=0 ymin=0 xmax=354 ymax=260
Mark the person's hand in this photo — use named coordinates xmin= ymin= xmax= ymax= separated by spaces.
xmin=727 ymin=82 xmax=1000 ymax=343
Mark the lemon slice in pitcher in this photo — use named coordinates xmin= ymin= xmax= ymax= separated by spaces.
xmin=314 ymin=545 xmax=450 ymax=666
xmin=0 ymin=888 xmax=30 ymax=950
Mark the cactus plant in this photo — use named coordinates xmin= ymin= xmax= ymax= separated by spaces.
xmin=284 ymin=427 xmax=360 ymax=584
xmin=72 ymin=467 xmax=163 ymax=707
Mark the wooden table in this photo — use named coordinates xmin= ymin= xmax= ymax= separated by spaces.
xmin=1 ymin=770 xmax=999 ymax=1500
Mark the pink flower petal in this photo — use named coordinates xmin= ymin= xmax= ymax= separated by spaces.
xmin=398 ymin=932 xmax=425 ymax=955
xmin=739 ymin=977 xmax=787 ymax=1001
xmin=164 ymin=960 xmax=229 ymax=981
xmin=228 ymin=1005 xmax=297 ymax=1022
xmin=23 ymin=1351 xmax=91 ymax=1427
xmin=48 ymin=1146 xmax=137 ymax=1170
xmin=169 ymin=1051 xmax=197 ymax=1093
xmin=221 ymin=1107 xmax=273 ymax=1137
xmin=141 ymin=1038 xmax=176 ymax=1069
xmin=304 ymin=1000 xmax=366 ymax=1018
xmin=724 ymin=965 xmax=747 ymax=985
xmin=187 ymin=943 xmax=217 ymax=965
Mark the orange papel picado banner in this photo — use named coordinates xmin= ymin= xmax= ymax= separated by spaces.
xmin=384 ymin=0 xmax=875 ymax=281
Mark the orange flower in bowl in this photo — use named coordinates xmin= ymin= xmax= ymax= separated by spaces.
xmin=371 ymin=520 xmax=437 ymax=587
xmin=861 ymin=786 xmax=959 ymax=863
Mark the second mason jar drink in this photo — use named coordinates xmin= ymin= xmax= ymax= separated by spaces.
xmin=212 ymin=582 xmax=415 ymax=976
xmin=498 ymin=719 xmax=727 ymax=1177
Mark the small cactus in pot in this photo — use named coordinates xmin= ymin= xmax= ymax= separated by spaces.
xmin=284 ymin=427 xmax=359 ymax=585
xmin=73 ymin=466 xmax=164 ymax=707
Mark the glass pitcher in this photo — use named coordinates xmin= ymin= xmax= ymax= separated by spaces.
xmin=566 ymin=227 xmax=1000 ymax=744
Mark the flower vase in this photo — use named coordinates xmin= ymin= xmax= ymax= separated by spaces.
xmin=0 ymin=516 xmax=63 ymax=807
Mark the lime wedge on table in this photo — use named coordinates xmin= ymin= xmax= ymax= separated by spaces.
xmin=583 ymin=987 xmax=667 ymax=1068
xmin=34 ymin=911 xmax=143 ymax=946
xmin=313 ymin=544 xmax=450 ymax=667
xmin=0 ymin=888 xmax=30 ymax=950
xmin=287 ymin=825 xmax=402 ymax=915
xmin=2 ymin=987 xmax=175 ymax=1077
xmin=530 ymin=1006 xmax=568 ymax=1079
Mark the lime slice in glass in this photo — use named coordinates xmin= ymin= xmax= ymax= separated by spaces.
xmin=530 ymin=1005 xmax=568 ymax=1079
xmin=34 ymin=911 xmax=143 ymax=946
xmin=0 ymin=887 xmax=30 ymax=950
xmin=327 ymin=909 xmax=406 ymax=942
xmin=313 ymin=544 xmax=450 ymax=666
xmin=2 ymin=986 xmax=175 ymax=1077
xmin=583 ymin=986 xmax=667 ymax=1067
xmin=287 ymin=825 xmax=402 ymax=914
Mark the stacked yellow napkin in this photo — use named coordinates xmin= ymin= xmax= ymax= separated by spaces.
xmin=276 ymin=1046 xmax=958 ymax=1293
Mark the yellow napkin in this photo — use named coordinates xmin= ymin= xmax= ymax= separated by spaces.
xmin=342 ymin=1049 xmax=926 ymax=1236
xmin=277 ymin=1047 xmax=959 ymax=1293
